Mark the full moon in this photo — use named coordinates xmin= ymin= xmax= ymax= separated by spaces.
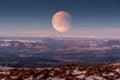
xmin=52 ymin=11 xmax=72 ymax=32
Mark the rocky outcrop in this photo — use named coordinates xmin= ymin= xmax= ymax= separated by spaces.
xmin=0 ymin=63 xmax=120 ymax=80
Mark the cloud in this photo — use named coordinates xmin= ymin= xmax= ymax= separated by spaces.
xmin=0 ymin=27 xmax=120 ymax=38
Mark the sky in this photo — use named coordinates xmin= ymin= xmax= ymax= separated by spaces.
xmin=0 ymin=0 xmax=120 ymax=38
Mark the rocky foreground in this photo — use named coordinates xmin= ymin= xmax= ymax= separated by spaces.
xmin=0 ymin=63 xmax=120 ymax=80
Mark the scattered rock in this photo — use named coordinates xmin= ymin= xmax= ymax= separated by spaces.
xmin=0 ymin=63 xmax=119 ymax=80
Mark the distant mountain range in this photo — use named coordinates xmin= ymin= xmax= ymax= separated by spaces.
xmin=0 ymin=37 xmax=119 ymax=68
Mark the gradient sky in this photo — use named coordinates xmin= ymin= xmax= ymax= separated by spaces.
xmin=0 ymin=0 xmax=120 ymax=38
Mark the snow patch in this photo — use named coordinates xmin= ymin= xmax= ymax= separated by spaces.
xmin=85 ymin=75 xmax=104 ymax=80
xmin=48 ymin=77 xmax=64 ymax=80
xmin=115 ymin=69 xmax=120 ymax=74
xmin=72 ymin=70 xmax=86 ymax=75
xmin=76 ymin=74 xmax=85 ymax=79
